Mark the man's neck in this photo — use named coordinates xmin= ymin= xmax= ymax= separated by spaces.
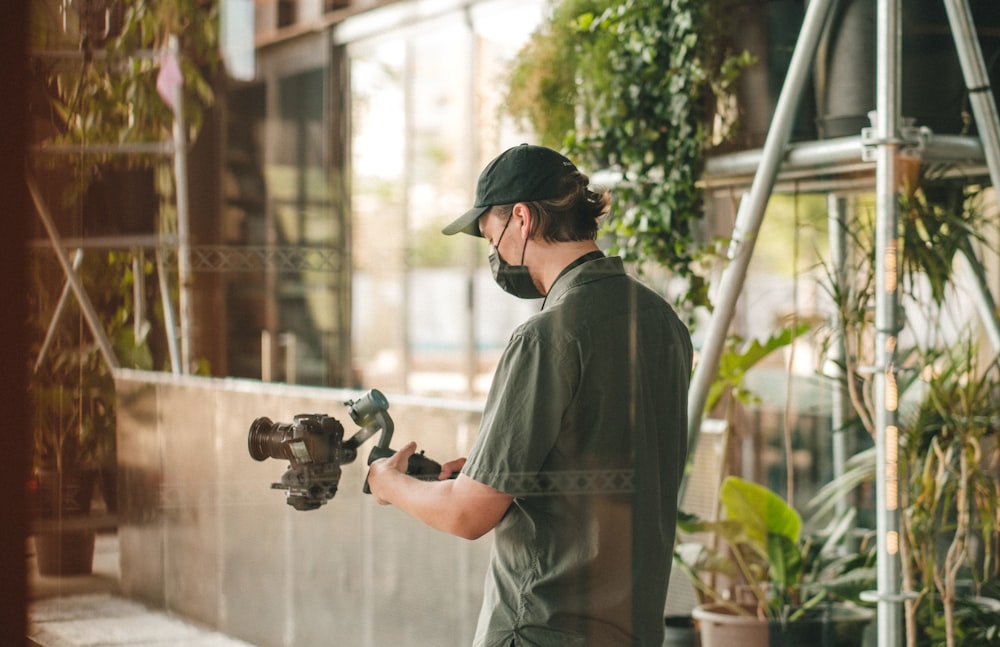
xmin=536 ymin=240 xmax=601 ymax=295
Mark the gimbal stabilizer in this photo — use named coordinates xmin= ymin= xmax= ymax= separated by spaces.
xmin=247 ymin=389 xmax=449 ymax=510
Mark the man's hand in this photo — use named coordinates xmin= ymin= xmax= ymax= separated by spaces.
xmin=367 ymin=441 xmax=417 ymax=505
xmin=366 ymin=443 xmax=512 ymax=540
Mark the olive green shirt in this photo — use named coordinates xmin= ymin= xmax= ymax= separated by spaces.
xmin=464 ymin=255 xmax=693 ymax=647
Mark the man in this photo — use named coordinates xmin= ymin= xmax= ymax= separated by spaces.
xmin=366 ymin=143 xmax=692 ymax=646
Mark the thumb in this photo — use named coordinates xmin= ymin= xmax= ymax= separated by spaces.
xmin=392 ymin=441 xmax=418 ymax=466
xmin=439 ymin=457 xmax=467 ymax=479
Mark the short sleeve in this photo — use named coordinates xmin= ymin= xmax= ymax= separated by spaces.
xmin=462 ymin=327 xmax=577 ymax=496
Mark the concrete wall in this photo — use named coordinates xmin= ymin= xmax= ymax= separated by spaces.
xmin=114 ymin=370 xmax=491 ymax=647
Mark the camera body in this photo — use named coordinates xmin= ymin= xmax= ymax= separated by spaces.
xmin=248 ymin=389 xmax=449 ymax=510
xmin=248 ymin=413 xmax=351 ymax=511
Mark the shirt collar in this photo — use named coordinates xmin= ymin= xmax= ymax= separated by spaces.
xmin=541 ymin=253 xmax=622 ymax=310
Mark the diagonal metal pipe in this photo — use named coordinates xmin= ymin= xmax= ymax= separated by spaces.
xmin=944 ymin=0 xmax=1000 ymax=354
xmin=28 ymin=177 xmax=120 ymax=370
xmin=684 ymin=0 xmax=837 ymax=466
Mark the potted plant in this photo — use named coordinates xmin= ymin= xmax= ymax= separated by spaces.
xmin=810 ymin=339 xmax=1000 ymax=647
xmin=899 ymin=341 xmax=1000 ymax=647
xmin=810 ymin=178 xmax=1000 ymax=647
xmin=29 ymin=339 xmax=114 ymax=576
xmin=27 ymin=248 xmax=152 ymax=576
xmin=676 ymin=475 xmax=876 ymax=647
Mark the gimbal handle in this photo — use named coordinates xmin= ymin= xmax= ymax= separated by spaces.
xmin=343 ymin=389 xmax=456 ymax=494
xmin=362 ymin=445 xmax=451 ymax=494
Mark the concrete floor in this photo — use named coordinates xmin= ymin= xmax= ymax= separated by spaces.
xmin=27 ymin=532 xmax=257 ymax=647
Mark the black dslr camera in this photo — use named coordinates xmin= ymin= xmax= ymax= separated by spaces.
xmin=248 ymin=389 xmax=449 ymax=511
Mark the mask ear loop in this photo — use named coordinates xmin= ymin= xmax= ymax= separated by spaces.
xmin=494 ymin=213 xmax=513 ymax=251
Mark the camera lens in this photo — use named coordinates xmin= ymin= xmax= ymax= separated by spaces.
xmin=248 ymin=417 xmax=288 ymax=461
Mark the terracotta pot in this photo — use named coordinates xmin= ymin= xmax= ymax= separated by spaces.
xmin=693 ymin=602 xmax=874 ymax=647
xmin=694 ymin=604 xmax=769 ymax=647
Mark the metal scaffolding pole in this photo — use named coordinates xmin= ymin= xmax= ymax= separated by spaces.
xmin=945 ymin=0 xmax=1000 ymax=354
xmin=826 ymin=194 xmax=853 ymax=522
xmin=687 ymin=3 xmax=1000 ymax=645
xmin=686 ymin=0 xmax=837 ymax=452
xmin=28 ymin=45 xmax=185 ymax=375
xmin=168 ymin=35 xmax=194 ymax=374
xmin=865 ymin=2 xmax=905 ymax=644
xmin=945 ymin=0 xmax=1000 ymax=192
xmin=33 ymin=249 xmax=85 ymax=373
xmin=157 ymin=250 xmax=183 ymax=374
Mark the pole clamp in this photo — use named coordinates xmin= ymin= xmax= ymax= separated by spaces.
xmin=860 ymin=590 xmax=919 ymax=604
xmin=861 ymin=114 xmax=931 ymax=162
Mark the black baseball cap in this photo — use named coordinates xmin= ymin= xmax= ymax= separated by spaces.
xmin=442 ymin=144 xmax=578 ymax=237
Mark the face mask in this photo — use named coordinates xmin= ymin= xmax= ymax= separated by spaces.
xmin=489 ymin=216 xmax=543 ymax=299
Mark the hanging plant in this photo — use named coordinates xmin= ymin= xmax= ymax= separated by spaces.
xmin=506 ymin=0 xmax=754 ymax=320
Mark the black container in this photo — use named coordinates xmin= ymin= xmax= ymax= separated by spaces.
xmin=815 ymin=0 xmax=1000 ymax=138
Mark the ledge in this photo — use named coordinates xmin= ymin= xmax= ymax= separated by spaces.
xmin=31 ymin=514 xmax=118 ymax=535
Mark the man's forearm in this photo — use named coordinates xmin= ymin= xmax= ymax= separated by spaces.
xmin=373 ymin=469 xmax=512 ymax=540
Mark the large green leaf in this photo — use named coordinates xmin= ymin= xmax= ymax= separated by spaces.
xmin=705 ymin=323 xmax=811 ymax=413
xmin=720 ymin=476 xmax=801 ymax=556
xmin=767 ymin=532 xmax=802 ymax=593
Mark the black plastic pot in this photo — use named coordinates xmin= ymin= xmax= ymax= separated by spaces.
xmin=33 ymin=467 xmax=98 ymax=576
xmin=663 ymin=614 xmax=697 ymax=647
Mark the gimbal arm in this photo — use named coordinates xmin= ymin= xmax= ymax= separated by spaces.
xmin=343 ymin=389 xmax=395 ymax=453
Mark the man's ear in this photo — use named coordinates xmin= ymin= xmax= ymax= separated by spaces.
xmin=513 ymin=203 xmax=533 ymax=239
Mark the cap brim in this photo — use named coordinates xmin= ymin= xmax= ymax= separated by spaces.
xmin=442 ymin=205 xmax=488 ymax=237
